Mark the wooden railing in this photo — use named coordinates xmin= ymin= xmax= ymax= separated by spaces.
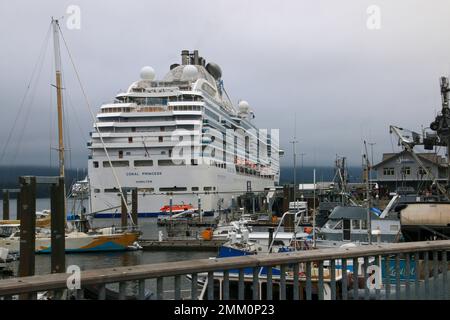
xmin=0 ymin=240 xmax=449 ymax=300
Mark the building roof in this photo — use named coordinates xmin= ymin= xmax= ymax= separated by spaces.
xmin=373 ymin=150 xmax=447 ymax=169
xmin=328 ymin=206 xmax=381 ymax=220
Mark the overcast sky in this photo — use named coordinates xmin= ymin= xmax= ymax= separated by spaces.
xmin=1 ymin=0 xmax=450 ymax=169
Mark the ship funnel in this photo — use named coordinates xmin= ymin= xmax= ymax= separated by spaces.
xmin=193 ymin=50 xmax=199 ymax=65
xmin=181 ymin=50 xmax=190 ymax=65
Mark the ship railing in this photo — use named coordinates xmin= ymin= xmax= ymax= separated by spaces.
xmin=0 ymin=240 xmax=449 ymax=300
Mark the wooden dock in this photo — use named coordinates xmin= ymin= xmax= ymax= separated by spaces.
xmin=140 ymin=239 xmax=226 ymax=251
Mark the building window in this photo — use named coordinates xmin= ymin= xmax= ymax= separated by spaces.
xmin=93 ymin=161 xmax=99 ymax=168
xmin=383 ymin=167 xmax=395 ymax=176
xmin=418 ymin=167 xmax=431 ymax=176
xmin=118 ymin=150 xmax=123 ymax=159
xmin=159 ymin=136 xmax=163 ymax=143
xmin=401 ymin=166 xmax=411 ymax=175
xmin=128 ymin=137 xmax=133 ymax=143
xmin=352 ymin=220 xmax=360 ymax=230
xmin=361 ymin=220 xmax=368 ymax=230
xmin=192 ymin=187 xmax=199 ymax=191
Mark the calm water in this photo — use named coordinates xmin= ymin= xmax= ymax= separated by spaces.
xmin=1 ymin=198 xmax=213 ymax=278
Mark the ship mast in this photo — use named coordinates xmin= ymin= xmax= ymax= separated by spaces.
xmin=52 ymin=18 xmax=65 ymax=178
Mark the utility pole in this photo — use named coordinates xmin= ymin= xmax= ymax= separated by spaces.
xmin=290 ymin=138 xmax=298 ymax=202
xmin=368 ymin=142 xmax=376 ymax=182
xmin=363 ymin=141 xmax=372 ymax=244
xmin=299 ymin=153 xmax=306 ymax=198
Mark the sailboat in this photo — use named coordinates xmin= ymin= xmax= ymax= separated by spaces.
xmin=0 ymin=19 xmax=140 ymax=253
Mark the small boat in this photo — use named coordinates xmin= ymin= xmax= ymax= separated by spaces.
xmin=0 ymin=227 xmax=140 ymax=253
xmin=0 ymin=210 xmax=51 ymax=228
xmin=159 ymin=204 xmax=196 ymax=214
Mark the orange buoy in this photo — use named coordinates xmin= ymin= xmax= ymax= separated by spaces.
xmin=201 ymin=228 xmax=213 ymax=241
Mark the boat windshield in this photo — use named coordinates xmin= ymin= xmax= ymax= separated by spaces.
xmin=324 ymin=220 xmax=342 ymax=230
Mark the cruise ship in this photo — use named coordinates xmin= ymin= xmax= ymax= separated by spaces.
xmin=88 ymin=50 xmax=282 ymax=217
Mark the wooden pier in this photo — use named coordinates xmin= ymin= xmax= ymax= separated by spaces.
xmin=0 ymin=240 xmax=449 ymax=300
xmin=140 ymin=239 xmax=225 ymax=251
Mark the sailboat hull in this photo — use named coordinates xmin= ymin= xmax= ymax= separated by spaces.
xmin=0 ymin=232 xmax=139 ymax=253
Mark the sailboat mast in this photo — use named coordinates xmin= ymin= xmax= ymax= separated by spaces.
xmin=52 ymin=18 xmax=65 ymax=178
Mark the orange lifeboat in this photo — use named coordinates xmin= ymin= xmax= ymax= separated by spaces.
xmin=160 ymin=204 xmax=195 ymax=214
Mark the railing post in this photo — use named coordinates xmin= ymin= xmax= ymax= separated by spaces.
xmin=375 ymin=255 xmax=381 ymax=300
xmin=341 ymin=259 xmax=348 ymax=300
xmin=266 ymin=267 xmax=273 ymax=300
xmin=50 ymin=176 xmax=65 ymax=275
xmin=293 ymin=263 xmax=300 ymax=300
xmin=443 ymin=251 xmax=448 ymax=300
xmin=18 ymin=176 xmax=36 ymax=300
xmin=238 ymin=269 xmax=245 ymax=300
xmin=318 ymin=261 xmax=324 ymax=300
xmin=157 ymin=277 xmax=164 ymax=300
xmin=432 ymin=250 xmax=439 ymax=299
xmin=175 ymin=275 xmax=182 ymax=300
xmin=405 ymin=253 xmax=411 ymax=300
xmin=119 ymin=282 xmax=126 ymax=300
xmin=395 ymin=254 xmax=401 ymax=300
xmin=384 ymin=255 xmax=391 ymax=300
xmin=207 ymin=272 xmax=214 ymax=300
xmin=352 ymin=257 xmax=359 ymax=300
xmin=305 ymin=262 xmax=312 ymax=300
xmin=138 ymin=280 xmax=146 ymax=300
xmin=280 ymin=264 xmax=286 ymax=300
xmin=414 ymin=252 xmax=420 ymax=300
xmin=191 ymin=273 xmax=198 ymax=300
xmin=2 ymin=190 xmax=9 ymax=220
xmin=424 ymin=251 xmax=430 ymax=300
xmin=363 ymin=256 xmax=369 ymax=300
xmin=252 ymin=267 xmax=259 ymax=300
xmin=330 ymin=259 xmax=336 ymax=300
xmin=223 ymin=271 xmax=229 ymax=300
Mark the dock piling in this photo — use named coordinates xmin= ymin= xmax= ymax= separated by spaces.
xmin=50 ymin=176 xmax=65 ymax=274
xmin=121 ymin=190 xmax=127 ymax=228
xmin=18 ymin=176 xmax=36 ymax=300
xmin=2 ymin=190 xmax=9 ymax=220
xmin=131 ymin=188 xmax=138 ymax=226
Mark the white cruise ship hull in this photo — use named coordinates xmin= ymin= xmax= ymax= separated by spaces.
xmin=89 ymin=162 xmax=274 ymax=217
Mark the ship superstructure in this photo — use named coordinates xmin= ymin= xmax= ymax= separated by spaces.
xmin=88 ymin=50 xmax=281 ymax=217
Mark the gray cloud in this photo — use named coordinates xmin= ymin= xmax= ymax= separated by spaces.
xmin=1 ymin=0 xmax=449 ymax=169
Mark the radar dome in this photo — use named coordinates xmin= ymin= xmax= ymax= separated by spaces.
xmin=238 ymin=100 xmax=250 ymax=111
xmin=140 ymin=66 xmax=156 ymax=80
xmin=206 ymin=62 xmax=222 ymax=79
xmin=181 ymin=65 xmax=198 ymax=80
